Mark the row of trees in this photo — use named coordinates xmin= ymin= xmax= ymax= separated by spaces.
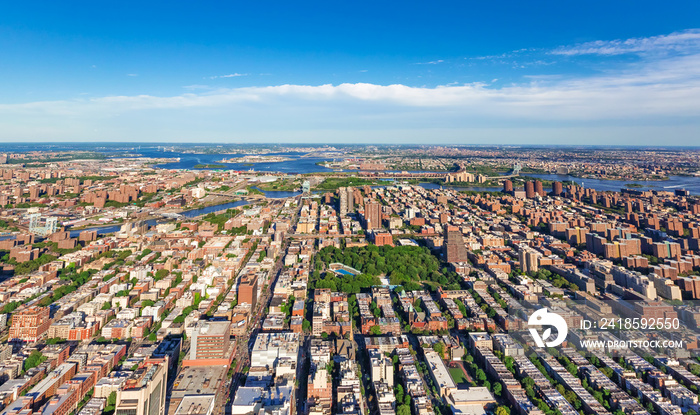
xmin=1 ymin=252 xmax=57 ymax=275
xmin=39 ymin=266 xmax=99 ymax=307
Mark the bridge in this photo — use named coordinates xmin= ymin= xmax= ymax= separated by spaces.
xmin=159 ymin=212 xmax=184 ymax=220
xmin=206 ymin=192 xmax=267 ymax=201
xmin=320 ymin=171 xmax=448 ymax=180
xmin=494 ymin=163 xmax=522 ymax=180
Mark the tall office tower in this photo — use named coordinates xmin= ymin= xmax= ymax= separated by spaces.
xmin=339 ymin=187 xmax=348 ymax=216
xmin=364 ymin=202 xmax=382 ymax=230
xmin=534 ymin=181 xmax=544 ymax=196
xmin=552 ymin=181 xmax=563 ymax=196
xmin=525 ymin=181 xmax=536 ymax=199
xmin=442 ymin=225 xmax=469 ymax=263
xmin=503 ymin=180 xmax=513 ymax=193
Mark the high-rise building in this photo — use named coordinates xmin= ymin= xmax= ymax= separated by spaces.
xmin=518 ymin=246 xmax=541 ymax=273
xmin=525 ymin=181 xmax=535 ymax=199
xmin=238 ymin=275 xmax=258 ymax=311
xmin=346 ymin=187 xmax=354 ymax=212
xmin=9 ymin=306 xmax=50 ymax=342
xmin=338 ymin=187 xmax=354 ymax=216
xmin=534 ymin=181 xmax=544 ymax=196
xmin=503 ymin=180 xmax=513 ymax=193
xmin=552 ymin=181 xmax=563 ymax=196
xmin=115 ymin=359 xmax=168 ymax=415
xmin=442 ymin=226 xmax=469 ymax=263
xmin=364 ymin=202 xmax=381 ymax=230
xmin=339 ymin=187 xmax=348 ymax=216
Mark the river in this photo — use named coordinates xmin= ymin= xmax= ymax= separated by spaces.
xmin=525 ymin=174 xmax=700 ymax=195
xmin=61 ymin=173 xmax=699 ymax=238
xmin=67 ymin=200 xmax=251 ymax=237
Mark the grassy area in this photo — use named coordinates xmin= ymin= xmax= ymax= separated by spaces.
xmin=314 ymin=177 xmax=381 ymax=190
xmin=449 ymin=367 xmax=469 ymax=384
xmin=257 ymin=179 xmax=299 ymax=191
xmin=245 ymin=185 xmax=265 ymax=195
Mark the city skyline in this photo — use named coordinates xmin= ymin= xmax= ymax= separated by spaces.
xmin=1 ymin=1 xmax=699 ymax=144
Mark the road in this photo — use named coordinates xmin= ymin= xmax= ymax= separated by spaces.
xmin=223 ymin=195 xmax=302 ymax=414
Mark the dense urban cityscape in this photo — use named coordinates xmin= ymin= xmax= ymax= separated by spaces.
xmin=0 ymin=145 xmax=697 ymax=415
xmin=2 ymin=1 xmax=700 ymax=415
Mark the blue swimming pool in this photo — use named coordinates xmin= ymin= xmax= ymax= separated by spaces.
xmin=335 ymin=269 xmax=355 ymax=276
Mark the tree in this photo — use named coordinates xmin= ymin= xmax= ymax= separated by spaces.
xmin=494 ymin=406 xmax=510 ymax=415
xmin=394 ymin=384 xmax=404 ymax=403
xmin=493 ymin=382 xmax=502 ymax=396
xmin=104 ymin=391 xmax=117 ymax=415
xmin=396 ymin=405 xmax=411 ymax=415
xmin=504 ymin=356 xmax=515 ymax=373
xmin=369 ymin=325 xmax=382 ymax=336
xmin=475 ymin=368 xmax=487 ymax=383
xmin=433 ymin=342 xmax=445 ymax=359
xmin=23 ymin=350 xmax=47 ymax=371
xmin=302 ymin=319 xmax=311 ymax=332
xmin=0 ymin=301 xmax=20 ymax=314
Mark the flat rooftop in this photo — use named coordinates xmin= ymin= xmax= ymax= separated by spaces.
xmin=173 ymin=395 xmax=216 ymax=415
xmin=170 ymin=366 xmax=226 ymax=400
xmin=194 ymin=321 xmax=230 ymax=337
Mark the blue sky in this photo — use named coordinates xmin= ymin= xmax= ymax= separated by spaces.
xmin=1 ymin=1 xmax=699 ymax=144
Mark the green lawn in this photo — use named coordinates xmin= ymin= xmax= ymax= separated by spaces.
xmin=449 ymin=367 xmax=468 ymax=384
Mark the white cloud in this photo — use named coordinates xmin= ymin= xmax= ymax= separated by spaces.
xmin=209 ymin=73 xmax=248 ymax=79
xmin=127 ymin=73 xmax=139 ymax=77
xmin=551 ymin=29 xmax=700 ymax=56
xmin=7 ymin=53 xmax=695 ymax=119
xmin=1 ymin=36 xmax=699 ymax=144
xmin=416 ymin=60 xmax=444 ymax=65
